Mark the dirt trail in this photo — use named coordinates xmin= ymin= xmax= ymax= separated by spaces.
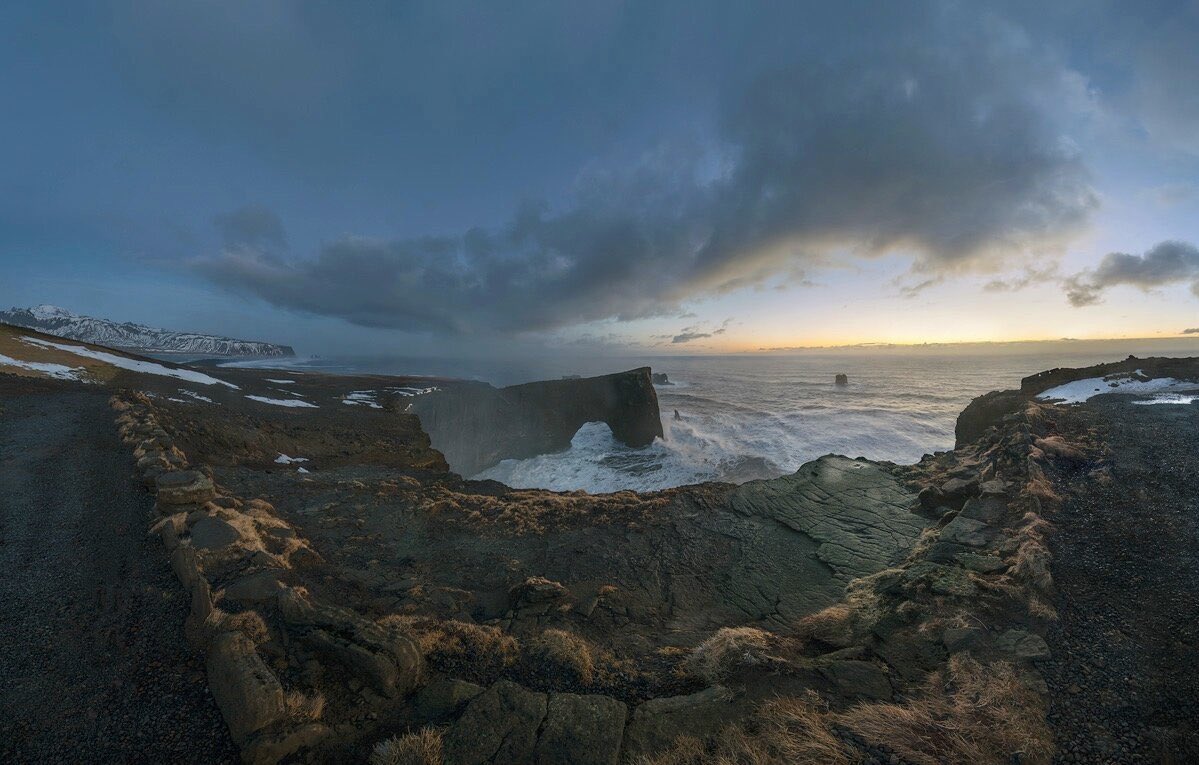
xmin=0 ymin=386 xmax=236 ymax=763
xmin=1042 ymin=398 xmax=1199 ymax=764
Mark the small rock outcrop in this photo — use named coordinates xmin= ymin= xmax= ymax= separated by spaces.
xmin=955 ymin=389 xmax=1025 ymax=448
xmin=835 ymin=373 xmax=849 ymax=386
xmin=411 ymin=368 xmax=664 ymax=476
xmin=651 ymin=372 xmax=672 ymax=385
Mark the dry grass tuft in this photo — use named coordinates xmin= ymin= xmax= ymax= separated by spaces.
xmin=370 ymin=727 xmax=443 ymax=765
xmin=794 ymin=605 xmax=856 ymax=646
xmin=527 ymin=628 xmax=598 ymax=684
xmin=222 ymin=609 xmax=272 ymax=645
xmin=284 ymin=690 xmax=325 ymax=722
xmin=838 ymin=654 xmax=1053 ymax=765
xmin=687 ymin=627 xmax=789 ymax=684
xmin=382 ymin=616 xmax=520 ymax=682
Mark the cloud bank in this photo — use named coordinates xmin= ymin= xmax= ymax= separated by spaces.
xmin=197 ymin=3 xmax=1097 ymax=336
xmin=1065 ymin=241 xmax=1199 ymax=306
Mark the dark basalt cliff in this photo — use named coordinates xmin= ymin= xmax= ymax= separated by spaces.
xmin=410 ymin=366 xmax=664 ymax=476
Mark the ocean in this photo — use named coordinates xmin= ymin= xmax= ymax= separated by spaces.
xmin=221 ymin=339 xmax=1199 ymax=493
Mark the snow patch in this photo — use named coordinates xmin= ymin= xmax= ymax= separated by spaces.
xmin=0 ymin=353 xmax=88 ymax=381
xmin=297 ymin=466 xmax=310 ymax=474
xmin=385 ymin=386 xmax=438 ymax=396
xmin=266 ymin=379 xmax=296 ymax=384
xmin=177 ymin=389 xmax=214 ymax=403
xmin=245 ymin=395 xmax=318 ymax=408
xmin=1037 ymin=374 xmax=1199 ymax=404
xmin=343 ymin=390 xmax=382 ymax=409
xmin=19 ymin=336 xmax=239 ymax=388
xmin=1131 ymin=394 xmax=1199 ymax=406
xmin=274 ymin=454 xmax=309 ymax=464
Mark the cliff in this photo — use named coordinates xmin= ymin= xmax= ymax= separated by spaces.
xmin=410 ymin=367 xmax=664 ymax=476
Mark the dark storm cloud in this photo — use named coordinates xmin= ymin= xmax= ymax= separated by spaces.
xmin=1064 ymin=241 xmax=1199 ymax=306
xmin=194 ymin=2 xmax=1098 ymax=335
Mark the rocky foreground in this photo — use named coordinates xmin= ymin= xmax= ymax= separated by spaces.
xmin=1 ymin=327 xmax=1197 ymax=764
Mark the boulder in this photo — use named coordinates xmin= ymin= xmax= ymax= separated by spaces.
xmin=621 ymin=686 xmax=739 ymax=761
xmin=510 ymin=576 xmax=569 ymax=607
xmin=155 ymin=470 xmax=216 ymax=505
xmin=206 ymin=631 xmax=285 ymax=744
xmin=190 ymin=516 xmax=242 ymax=550
xmin=170 ymin=544 xmax=203 ymax=590
xmin=223 ymin=570 xmax=285 ymax=603
xmin=150 ymin=512 xmax=187 ymax=551
xmin=415 ymin=676 xmax=486 ymax=722
xmin=959 ymin=497 xmax=1007 ymax=524
xmin=535 ymin=693 xmax=627 ymax=765
xmin=939 ymin=515 xmax=996 ymax=548
xmin=992 ymin=629 xmax=1051 ymax=661
xmin=834 ymin=373 xmax=849 ymax=386
xmin=442 ymin=680 xmax=548 ymax=765
xmin=939 ymin=476 xmax=979 ymax=505
xmin=956 ymin=553 xmax=1008 ymax=574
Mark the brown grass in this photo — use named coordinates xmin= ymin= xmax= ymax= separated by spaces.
xmin=687 ymin=627 xmax=791 ymax=684
xmin=369 ymin=727 xmax=443 ymax=765
xmin=794 ymin=605 xmax=856 ymax=646
xmin=635 ymin=692 xmax=856 ymax=765
xmin=204 ymin=609 xmax=271 ymax=646
xmin=284 ymin=690 xmax=326 ymax=722
xmin=838 ymin=654 xmax=1053 ymax=765
xmin=527 ymin=628 xmax=598 ymax=684
xmin=382 ymin=616 xmax=520 ymax=682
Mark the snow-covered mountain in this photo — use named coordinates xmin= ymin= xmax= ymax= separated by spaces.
xmin=0 ymin=305 xmax=295 ymax=357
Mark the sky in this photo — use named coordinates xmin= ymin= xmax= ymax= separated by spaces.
xmin=2 ymin=0 xmax=1198 ymax=357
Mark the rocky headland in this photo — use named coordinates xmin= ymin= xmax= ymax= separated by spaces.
xmin=410 ymin=368 xmax=663 ymax=476
xmin=1 ymin=323 xmax=1197 ymax=764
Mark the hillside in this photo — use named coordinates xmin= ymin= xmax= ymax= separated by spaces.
xmin=0 ymin=305 xmax=294 ymax=357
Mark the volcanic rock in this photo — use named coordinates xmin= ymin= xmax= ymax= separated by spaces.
xmin=155 ymin=470 xmax=216 ymax=505
xmin=410 ymin=368 xmax=663 ymax=476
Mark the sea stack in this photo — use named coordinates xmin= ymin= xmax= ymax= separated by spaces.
xmin=835 ymin=373 xmax=849 ymax=386
xmin=652 ymin=372 xmax=672 ymax=385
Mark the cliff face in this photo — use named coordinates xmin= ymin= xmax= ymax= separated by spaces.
xmin=410 ymin=367 xmax=664 ymax=476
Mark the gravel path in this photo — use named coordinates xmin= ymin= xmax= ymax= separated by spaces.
xmin=1041 ymin=397 xmax=1199 ymax=764
xmin=0 ymin=389 xmax=236 ymax=763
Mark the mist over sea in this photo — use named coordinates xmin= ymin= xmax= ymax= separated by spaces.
xmin=223 ymin=340 xmax=1198 ymax=493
